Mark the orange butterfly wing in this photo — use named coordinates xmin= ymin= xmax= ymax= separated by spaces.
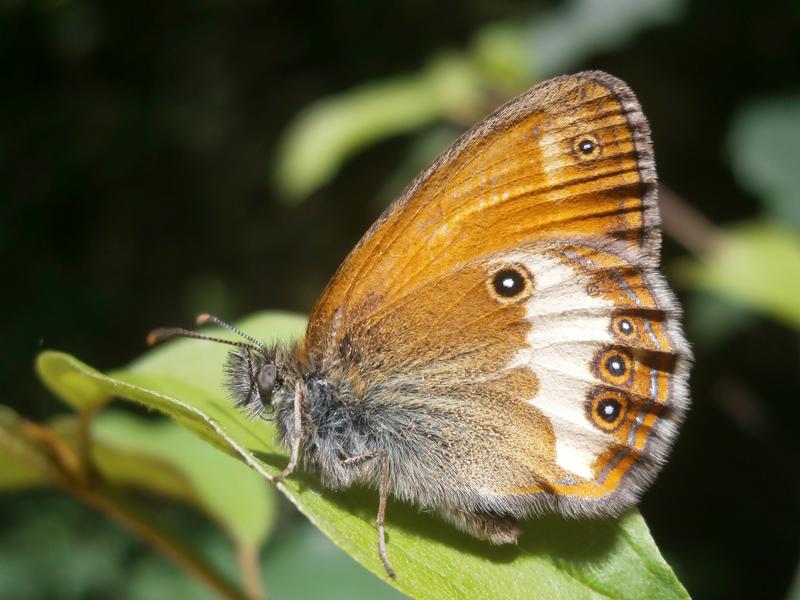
xmin=304 ymin=71 xmax=659 ymax=359
xmin=295 ymin=71 xmax=688 ymax=514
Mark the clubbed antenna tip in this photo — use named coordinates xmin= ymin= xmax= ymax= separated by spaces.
xmin=145 ymin=315 xmax=265 ymax=353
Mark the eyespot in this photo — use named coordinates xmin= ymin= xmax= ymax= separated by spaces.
xmin=572 ymin=134 xmax=601 ymax=160
xmin=611 ymin=315 xmax=640 ymax=341
xmin=617 ymin=318 xmax=635 ymax=336
xmin=605 ymin=354 xmax=626 ymax=376
xmin=487 ymin=265 xmax=534 ymax=303
xmin=593 ymin=347 xmax=633 ymax=386
xmin=493 ymin=269 xmax=524 ymax=297
xmin=586 ymin=387 xmax=629 ymax=432
xmin=597 ymin=397 xmax=622 ymax=424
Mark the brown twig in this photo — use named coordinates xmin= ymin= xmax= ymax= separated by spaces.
xmin=237 ymin=543 xmax=266 ymax=600
xmin=75 ymin=397 xmax=111 ymax=486
xmin=19 ymin=419 xmax=81 ymax=484
xmin=67 ymin=482 xmax=244 ymax=600
xmin=17 ymin=412 xmax=246 ymax=600
xmin=658 ymin=184 xmax=722 ymax=256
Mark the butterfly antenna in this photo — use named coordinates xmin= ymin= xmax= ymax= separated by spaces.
xmin=146 ymin=327 xmax=262 ymax=353
xmin=196 ymin=313 xmax=266 ymax=351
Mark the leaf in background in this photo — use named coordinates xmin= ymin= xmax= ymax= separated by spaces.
xmin=0 ymin=403 xmax=278 ymax=553
xmin=273 ymin=0 xmax=686 ymax=202
xmin=0 ymin=406 xmax=57 ymax=490
xmin=36 ymin=311 xmax=689 ymax=599
xmin=0 ymin=496 xmax=135 ymax=600
xmin=87 ymin=412 xmax=278 ymax=550
xmin=684 ymin=293 xmax=756 ymax=350
xmin=529 ymin=0 xmax=685 ymax=76
xmin=263 ymin=523 xmax=404 ymax=600
xmin=728 ymin=94 xmax=800 ymax=229
xmin=274 ymin=53 xmax=482 ymax=201
xmin=787 ymin=567 xmax=800 ymax=600
xmin=677 ymin=221 xmax=800 ymax=330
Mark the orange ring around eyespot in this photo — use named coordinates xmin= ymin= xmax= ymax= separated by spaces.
xmin=586 ymin=386 xmax=630 ymax=433
xmin=593 ymin=347 xmax=634 ymax=387
xmin=611 ymin=314 xmax=638 ymax=340
xmin=485 ymin=263 xmax=534 ymax=304
xmin=572 ymin=133 xmax=602 ymax=160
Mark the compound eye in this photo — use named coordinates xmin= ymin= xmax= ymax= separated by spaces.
xmin=256 ymin=363 xmax=278 ymax=405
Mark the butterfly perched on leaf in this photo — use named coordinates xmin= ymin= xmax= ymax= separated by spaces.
xmin=151 ymin=70 xmax=691 ymax=577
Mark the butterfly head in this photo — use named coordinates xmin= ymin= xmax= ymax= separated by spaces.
xmin=225 ymin=346 xmax=282 ymax=415
xmin=147 ymin=313 xmax=285 ymax=416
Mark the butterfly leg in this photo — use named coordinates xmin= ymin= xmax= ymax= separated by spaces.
xmin=441 ymin=507 xmax=522 ymax=545
xmin=273 ymin=380 xmax=304 ymax=484
xmin=341 ymin=449 xmax=395 ymax=578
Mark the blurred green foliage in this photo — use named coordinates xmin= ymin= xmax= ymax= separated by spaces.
xmin=728 ymin=95 xmax=800 ymax=229
xmin=86 ymin=411 xmax=277 ymax=549
xmin=2 ymin=0 xmax=799 ymax=598
xmin=679 ymin=222 xmax=800 ymax=330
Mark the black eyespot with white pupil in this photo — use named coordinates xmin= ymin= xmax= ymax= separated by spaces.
xmin=586 ymin=386 xmax=629 ymax=432
xmin=572 ymin=134 xmax=601 ymax=160
xmin=597 ymin=397 xmax=621 ymax=423
xmin=493 ymin=269 xmax=524 ymax=297
xmin=605 ymin=354 xmax=626 ymax=376
xmin=487 ymin=264 xmax=534 ymax=304
xmin=618 ymin=319 xmax=633 ymax=335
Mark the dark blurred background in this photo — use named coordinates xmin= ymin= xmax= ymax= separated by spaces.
xmin=2 ymin=0 xmax=799 ymax=598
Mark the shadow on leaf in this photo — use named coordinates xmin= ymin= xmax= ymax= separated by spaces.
xmin=253 ymin=450 xmax=617 ymax=567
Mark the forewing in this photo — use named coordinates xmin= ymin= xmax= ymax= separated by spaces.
xmin=304 ymin=71 xmax=659 ymax=360
xmin=298 ymin=71 xmax=689 ymax=512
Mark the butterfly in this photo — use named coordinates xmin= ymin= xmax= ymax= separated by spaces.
xmin=150 ymin=70 xmax=691 ymax=578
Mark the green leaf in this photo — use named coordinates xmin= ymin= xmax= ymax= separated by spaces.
xmin=677 ymin=221 xmax=800 ymax=330
xmin=0 ymin=402 xmax=277 ymax=551
xmin=0 ymin=406 xmax=56 ymax=490
xmin=86 ymin=411 xmax=278 ymax=549
xmin=36 ymin=310 xmax=689 ymax=599
xmin=787 ymin=566 xmax=800 ymax=600
xmin=728 ymin=94 xmax=800 ymax=229
xmin=684 ymin=293 xmax=756 ymax=350
xmin=274 ymin=53 xmax=482 ymax=201
xmin=263 ymin=523 xmax=404 ymax=600
xmin=528 ymin=0 xmax=686 ymax=77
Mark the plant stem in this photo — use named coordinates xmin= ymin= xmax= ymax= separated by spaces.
xmin=237 ymin=543 xmax=266 ymax=600
xmin=67 ymin=481 xmax=245 ymax=600
xmin=75 ymin=397 xmax=110 ymax=485
xmin=18 ymin=412 xmax=246 ymax=600
xmin=658 ymin=184 xmax=722 ymax=256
